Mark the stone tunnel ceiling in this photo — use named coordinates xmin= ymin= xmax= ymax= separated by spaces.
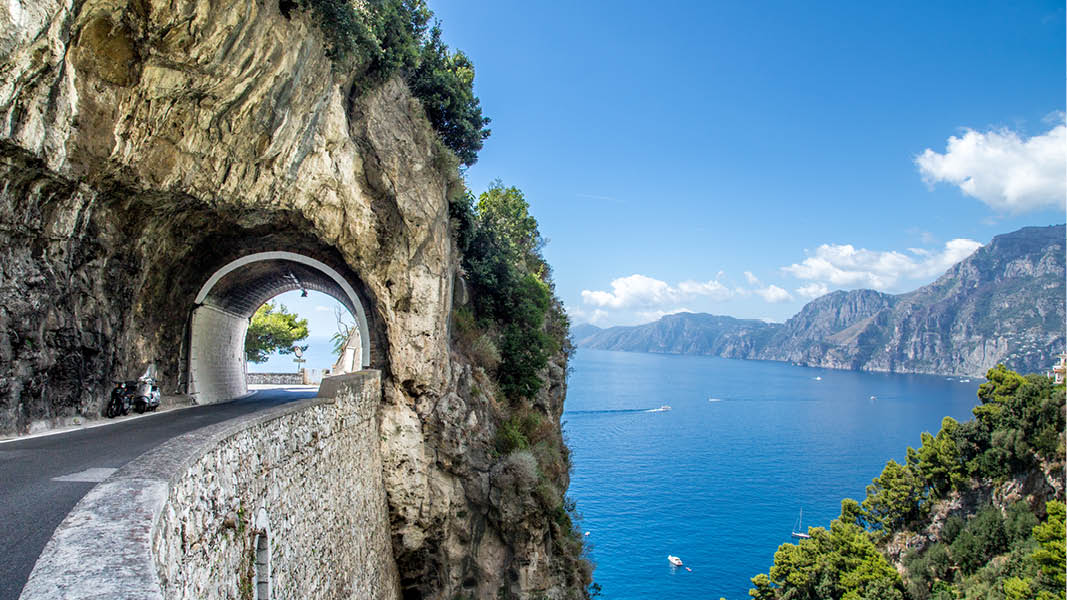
xmin=200 ymin=259 xmax=358 ymax=318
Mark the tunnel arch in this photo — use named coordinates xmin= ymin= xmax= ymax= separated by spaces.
xmin=186 ymin=251 xmax=372 ymax=402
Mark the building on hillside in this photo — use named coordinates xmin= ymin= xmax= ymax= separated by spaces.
xmin=1049 ymin=353 xmax=1066 ymax=385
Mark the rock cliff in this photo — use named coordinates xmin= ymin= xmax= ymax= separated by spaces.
xmin=758 ymin=225 xmax=1066 ymax=376
xmin=0 ymin=1 xmax=583 ymax=598
xmin=577 ymin=225 xmax=1065 ymax=377
xmin=572 ymin=312 xmax=778 ymax=358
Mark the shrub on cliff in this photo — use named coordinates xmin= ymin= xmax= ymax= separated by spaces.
xmin=298 ymin=0 xmax=490 ymax=165
xmin=452 ymin=181 xmax=564 ymax=404
xmin=750 ymin=367 xmax=1066 ymax=600
xmin=451 ymin=182 xmax=591 ymax=594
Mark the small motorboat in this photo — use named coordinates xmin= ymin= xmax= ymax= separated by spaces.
xmin=668 ymin=555 xmax=683 ymax=567
xmin=648 ymin=405 xmax=671 ymax=412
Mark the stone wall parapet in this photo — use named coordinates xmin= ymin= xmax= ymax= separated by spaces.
xmin=19 ymin=371 xmax=398 ymax=600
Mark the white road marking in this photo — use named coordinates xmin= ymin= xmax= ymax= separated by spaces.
xmin=52 ymin=468 xmax=118 ymax=483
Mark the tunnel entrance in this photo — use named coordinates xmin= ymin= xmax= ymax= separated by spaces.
xmin=186 ymin=251 xmax=371 ymax=402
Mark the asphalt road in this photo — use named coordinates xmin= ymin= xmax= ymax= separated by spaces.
xmin=0 ymin=387 xmax=316 ymax=600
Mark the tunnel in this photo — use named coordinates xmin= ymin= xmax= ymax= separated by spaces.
xmin=186 ymin=251 xmax=372 ymax=402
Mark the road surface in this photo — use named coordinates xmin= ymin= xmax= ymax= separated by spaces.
xmin=0 ymin=387 xmax=316 ymax=600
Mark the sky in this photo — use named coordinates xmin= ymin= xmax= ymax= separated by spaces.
xmin=423 ymin=0 xmax=1066 ymax=326
xmin=247 ymin=289 xmax=352 ymax=372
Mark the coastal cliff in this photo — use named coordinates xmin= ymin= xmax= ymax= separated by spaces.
xmin=757 ymin=225 xmax=1066 ymax=375
xmin=0 ymin=1 xmax=585 ymax=598
xmin=576 ymin=225 xmax=1066 ymax=377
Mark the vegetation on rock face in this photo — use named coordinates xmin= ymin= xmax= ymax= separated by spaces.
xmin=452 ymin=180 xmax=566 ymax=404
xmin=750 ymin=365 xmax=1066 ymax=600
xmin=244 ymin=301 xmax=309 ymax=363
xmin=296 ymin=0 xmax=490 ymax=165
xmin=449 ymin=179 xmax=591 ymax=594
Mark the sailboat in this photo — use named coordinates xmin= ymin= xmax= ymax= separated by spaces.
xmin=791 ymin=509 xmax=811 ymax=539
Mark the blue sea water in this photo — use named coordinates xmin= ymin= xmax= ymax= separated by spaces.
xmin=563 ymin=349 xmax=982 ymax=600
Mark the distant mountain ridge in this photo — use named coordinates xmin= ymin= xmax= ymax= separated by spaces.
xmin=574 ymin=224 xmax=1066 ymax=376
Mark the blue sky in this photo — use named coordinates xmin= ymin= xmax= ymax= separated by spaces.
xmin=424 ymin=0 xmax=1065 ymax=326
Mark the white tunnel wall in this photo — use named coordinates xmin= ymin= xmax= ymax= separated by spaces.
xmin=188 ymin=304 xmax=249 ymax=403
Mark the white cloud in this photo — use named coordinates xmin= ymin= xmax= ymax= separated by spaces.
xmin=581 ymin=274 xmax=734 ymax=309
xmin=782 ymin=238 xmax=982 ymax=291
xmin=796 ymin=282 xmax=830 ymax=299
xmin=756 ymin=285 xmax=793 ymax=303
xmin=744 ymin=271 xmax=760 ymax=285
xmin=314 ymin=305 xmax=333 ymax=312
xmin=677 ymin=279 xmax=733 ymax=301
xmin=916 ymin=123 xmax=1066 ymax=213
xmin=581 ymin=274 xmax=680 ymax=309
xmin=570 ymin=306 xmax=611 ymax=326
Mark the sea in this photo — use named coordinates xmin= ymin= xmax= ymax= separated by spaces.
xmin=564 ymin=348 xmax=982 ymax=600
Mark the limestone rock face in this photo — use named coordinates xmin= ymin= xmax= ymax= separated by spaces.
xmin=759 ymin=225 xmax=1066 ymax=376
xmin=0 ymin=1 xmax=581 ymax=597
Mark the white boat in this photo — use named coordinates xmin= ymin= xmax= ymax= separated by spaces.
xmin=814 ymin=376 xmax=822 ymax=381
xmin=648 ymin=405 xmax=671 ymax=412
xmin=791 ymin=509 xmax=812 ymax=539
xmin=668 ymin=555 xmax=683 ymax=566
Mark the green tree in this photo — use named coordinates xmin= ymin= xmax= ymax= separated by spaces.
xmin=752 ymin=519 xmax=904 ymax=600
xmin=977 ymin=364 xmax=1028 ymax=405
xmin=453 ymin=182 xmax=559 ymax=402
xmin=408 ymin=24 xmax=490 ymax=166
xmin=475 ymin=181 xmax=543 ymax=270
xmin=910 ymin=417 xmax=965 ymax=499
xmin=861 ymin=459 xmax=925 ymax=534
xmin=244 ymin=302 xmax=309 ymax=363
xmin=298 ymin=0 xmax=489 ymax=166
xmin=749 ymin=573 xmax=776 ymax=599
xmin=495 ymin=274 xmax=553 ymax=400
xmin=1030 ymin=500 xmax=1066 ymax=591
xmin=949 ymin=505 xmax=1008 ymax=574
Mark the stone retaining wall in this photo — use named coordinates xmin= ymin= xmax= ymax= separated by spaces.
xmin=246 ymin=372 xmax=305 ymax=385
xmin=20 ymin=371 xmax=399 ymax=600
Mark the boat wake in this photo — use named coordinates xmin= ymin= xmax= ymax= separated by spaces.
xmin=565 ymin=408 xmax=654 ymax=416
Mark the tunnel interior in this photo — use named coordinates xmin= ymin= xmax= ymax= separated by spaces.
xmin=186 ymin=252 xmax=373 ymax=403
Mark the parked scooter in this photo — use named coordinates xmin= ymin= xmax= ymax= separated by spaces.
xmin=106 ymin=381 xmax=136 ymax=418
xmin=133 ymin=375 xmax=161 ymax=413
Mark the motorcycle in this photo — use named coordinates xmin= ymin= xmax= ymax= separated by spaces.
xmin=106 ymin=381 xmax=136 ymax=418
xmin=133 ymin=375 xmax=161 ymax=413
